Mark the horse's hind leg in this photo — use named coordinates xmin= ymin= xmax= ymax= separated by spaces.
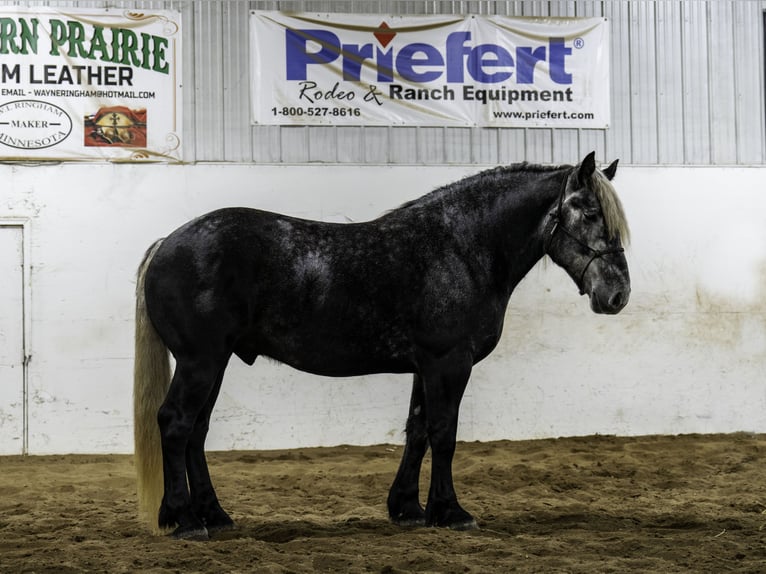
xmin=388 ymin=374 xmax=428 ymax=525
xmin=186 ymin=362 xmax=235 ymax=534
xmin=157 ymin=355 xmax=227 ymax=540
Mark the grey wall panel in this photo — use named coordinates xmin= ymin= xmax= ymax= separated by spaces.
xmin=4 ymin=0 xmax=765 ymax=165
xmin=417 ymin=127 xmax=448 ymax=164
xmin=178 ymin=0 xmax=198 ymax=161
xmin=629 ymin=1 xmax=659 ymax=164
xmin=655 ymin=1 xmax=684 ymax=164
xmin=604 ymin=1 xmax=633 ymax=163
xmin=552 ymin=129 xmax=582 ymax=164
xmin=388 ymin=127 xmax=419 ymax=163
xmin=443 ymin=127 xmax=474 ymax=164
xmin=309 ymin=127 xmax=339 ymax=162
xmin=336 ymin=127 xmax=365 ymax=163
xmin=680 ymin=1 xmax=712 ymax=164
xmin=525 ymin=128 xmax=554 ymax=163
xmin=733 ymin=2 xmax=766 ymax=164
xmin=281 ymin=126 xmax=310 ymax=162
xmin=360 ymin=126 xmax=391 ymax=163
xmin=252 ymin=126 xmax=283 ymax=162
xmin=497 ymin=127 xmax=525 ymax=162
xmin=193 ymin=1 xmax=225 ymax=161
xmin=708 ymin=1 xmax=738 ymax=164
xmin=579 ymin=129 xmax=608 ymax=162
xmin=475 ymin=128 xmax=500 ymax=164
xmin=222 ymin=1 xmax=253 ymax=162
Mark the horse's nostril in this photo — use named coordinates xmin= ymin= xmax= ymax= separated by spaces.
xmin=609 ymin=291 xmax=624 ymax=309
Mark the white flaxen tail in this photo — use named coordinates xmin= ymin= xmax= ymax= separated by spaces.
xmin=133 ymin=239 xmax=169 ymax=532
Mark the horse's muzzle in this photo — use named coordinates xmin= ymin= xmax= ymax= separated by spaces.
xmin=589 ymin=283 xmax=630 ymax=314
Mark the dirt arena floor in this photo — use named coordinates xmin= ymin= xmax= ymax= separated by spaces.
xmin=2 ymin=434 xmax=766 ymax=573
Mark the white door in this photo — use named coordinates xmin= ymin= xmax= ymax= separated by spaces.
xmin=0 ymin=226 xmax=25 ymax=454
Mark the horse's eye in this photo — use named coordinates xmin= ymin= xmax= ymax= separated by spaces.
xmin=582 ymin=208 xmax=599 ymax=219
xmin=567 ymin=198 xmax=584 ymax=210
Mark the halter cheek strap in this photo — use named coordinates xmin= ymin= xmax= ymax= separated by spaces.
xmin=544 ymin=173 xmax=625 ymax=295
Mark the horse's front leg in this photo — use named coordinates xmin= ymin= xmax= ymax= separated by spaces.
xmin=421 ymin=354 xmax=477 ymax=530
xmin=158 ymin=357 xmax=224 ymax=540
xmin=388 ymin=374 xmax=428 ymax=525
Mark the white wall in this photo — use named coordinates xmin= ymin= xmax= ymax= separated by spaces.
xmin=0 ymin=163 xmax=764 ymax=454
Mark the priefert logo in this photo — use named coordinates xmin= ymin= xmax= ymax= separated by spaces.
xmin=285 ymin=23 xmax=574 ymax=85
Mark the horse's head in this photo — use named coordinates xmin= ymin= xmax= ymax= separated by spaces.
xmin=544 ymin=151 xmax=631 ymax=314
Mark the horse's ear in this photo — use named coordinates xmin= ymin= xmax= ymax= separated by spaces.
xmin=603 ymin=159 xmax=619 ymax=181
xmin=577 ymin=151 xmax=597 ymax=185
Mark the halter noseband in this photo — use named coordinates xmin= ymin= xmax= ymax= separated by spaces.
xmin=544 ymin=171 xmax=625 ymax=295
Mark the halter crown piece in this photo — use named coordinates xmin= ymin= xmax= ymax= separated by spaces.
xmin=544 ymin=169 xmax=625 ymax=295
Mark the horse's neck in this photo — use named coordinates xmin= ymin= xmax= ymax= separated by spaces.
xmin=484 ymin=170 xmax=564 ymax=291
xmin=396 ymin=168 xmax=564 ymax=293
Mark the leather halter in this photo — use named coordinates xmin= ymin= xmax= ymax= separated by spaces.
xmin=544 ymin=171 xmax=625 ymax=295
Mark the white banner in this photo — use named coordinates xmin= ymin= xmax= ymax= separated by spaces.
xmin=0 ymin=8 xmax=182 ymax=161
xmin=251 ymin=12 xmax=609 ymax=128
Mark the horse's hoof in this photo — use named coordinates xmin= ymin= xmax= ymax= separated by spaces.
xmin=449 ymin=518 xmax=479 ymax=531
xmin=170 ymin=525 xmax=209 ymax=541
xmin=425 ymin=504 xmax=477 ymax=530
xmin=390 ymin=516 xmax=426 ymax=527
xmin=207 ymin=521 xmax=236 ymax=536
xmin=388 ymin=497 xmax=426 ymax=527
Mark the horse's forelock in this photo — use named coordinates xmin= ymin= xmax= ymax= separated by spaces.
xmin=592 ymin=170 xmax=630 ymax=245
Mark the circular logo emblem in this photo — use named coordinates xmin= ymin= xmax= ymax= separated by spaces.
xmin=0 ymin=100 xmax=73 ymax=150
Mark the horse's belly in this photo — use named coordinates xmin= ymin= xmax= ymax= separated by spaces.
xmin=239 ymin=325 xmax=415 ymax=377
xmin=267 ymin=345 xmax=414 ymax=377
xmin=282 ymin=355 xmax=413 ymax=377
